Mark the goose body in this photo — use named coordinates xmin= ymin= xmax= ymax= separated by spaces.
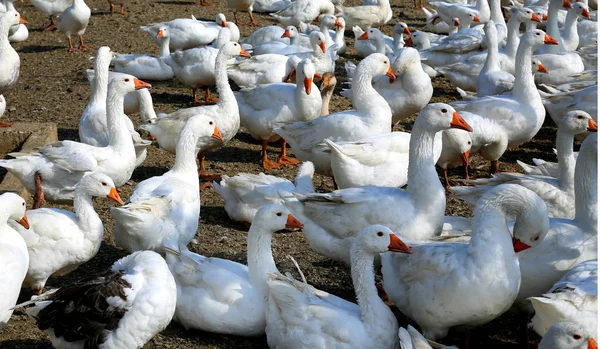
xmin=0 ymin=11 xmax=22 ymax=94
xmin=56 ymin=0 xmax=91 ymax=52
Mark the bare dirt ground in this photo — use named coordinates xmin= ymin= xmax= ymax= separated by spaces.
xmin=0 ymin=0 xmax=561 ymax=347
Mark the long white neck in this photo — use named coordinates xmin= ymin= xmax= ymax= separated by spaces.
xmin=171 ymin=121 xmax=201 ymax=175
xmin=88 ymin=56 xmax=109 ymax=110
xmin=158 ymin=36 xmax=171 ymax=58
xmin=541 ymin=4 xmax=566 ymax=53
xmin=351 ymin=65 xmax=391 ymax=124
xmin=555 ymin=128 xmax=576 ymax=192
xmin=72 ymin=0 xmax=85 ymax=10
xmin=137 ymin=89 xmax=157 ymax=123
xmin=392 ymin=31 xmax=404 ymax=50
xmin=504 ymin=15 xmax=521 ymax=59
xmin=335 ymin=26 xmax=345 ymax=48
xmin=512 ymin=38 xmax=537 ymax=103
xmin=525 ymin=19 xmax=538 ymax=31
xmin=372 ymin=37 xmax=386 ymax=54
xmin=475 ymin=0 xmax=490 ymax=21
xmin=482 ymin=25 xmax=500 ymax=72
xmin=574 ymin=144 xmax=597 ymax=228
xmin=106 ymin=87 xmax=133 ymax=149
xmin=214 ymin=50 xmax=235 ymax=108
xmin=294 ymin=69 xmax=321 ymax=117
xmin=407 ymin=120 xmax=446 ymax=223
xmin=0 ymin=19 xmax=14 ymax=51
xmin=561 ymin=9 xmax=579 ymax=51
xmin=416 ymin=36 xmax=431 ymax=50
xmin=5 ymin=0 xmax=15 ymax=11
xmin=247 ymin=227 xmax=278 ymax=296
xmin=489 ymin=0 xmax=505 ymax=27
xmin=349 ymin=247 xmax=398 ymax=347
xmin=72 ymin=187 xmax=104 ymax=243
xmin=289 ymin=34 xmax=299 ymax=46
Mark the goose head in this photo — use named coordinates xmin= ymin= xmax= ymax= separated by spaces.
xmin=309 ymin=31 xmax=327 ymax=53
xmin=281 ymin=26 xmax=299 ymax=39
xmin=458 ymin=9 xmax=480 ymax=26
xmin=510 ymin=186 xmax=549 ymax=252
xmin=417 ymin=103 xmax=473 ymax=133
xmin=571 ymin=2 xmax=591 ymax=19
xmin=444 ymin=129 xmax=472 ymax=166
xmin=0 ymin=192 xmax=28 ymax=229
xmin=319 ymin=72 xmax=336 ymax=92
xmin=185 ymin=114 xmax=223 ymax=147
xmin=532 ymin=58 xmax=548 ymax=73
xmin=0 ymin=11 xmax=25 ymax=31
xmin=549 ymin=0 xmax=572 ymax=9
xmin=219 ymin=41 xmax=251 ymax=58
xmin=319 ymin=0 xmax=335 ymax=15
xmin=358 ymin=27 xmax=385 ymax=43
xmin=538 ymin=322 xmax=597 ymax=349
xmin=452 ymin=17 xmax=461 ymax=28
xmin=560 ymin=110 xmax=597 ymax=134
xmin=252 ymin=204 xmax=303 ymax=232
xmin=298 ymin=59 xmax=317 ymax=95
xmin=97 ymin=46 xmax=114 ymax=69
xmin=521 ymin=29 xmax=559 ymax=48
xmin=352 ymin=225 xmax=412 ymax=256
xmin=109 ymin=74 xmax=151 ymax=95
xmin=393 ymin=22 xmax=411 ymax=36
xmin=515 ymin=7 xmax=542 ymax=23
xmin=318 ymin=14 xmax=340 ymax=29
xmin=155 ymin=26 xmax=169 ymax=40
xmin=360 ymin=53 xmax=396 ymax=82
xmin=334 ymin=17 xmax=345 ymax=30
xmin=405 ymin=31 xmax=429 ymax=50
xmin=391 ymin=47 xmax=422 ymax=78
xmin=78 ymin=173 xmax=123 ymax=205
xmin=215 ymin=13 xmax=227 ymax=27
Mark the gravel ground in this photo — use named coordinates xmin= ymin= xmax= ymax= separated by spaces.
xmin=0 ymin=0 xmax=561 ymax=347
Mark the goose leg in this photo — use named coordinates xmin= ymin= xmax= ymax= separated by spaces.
xmin=119 ymin=4 xmax=127 ymax=14
xmin=463 ymin=164 xmax=470 ymax=181
xmin=77 ymin=34 xmax=91 ymax=50
xmin=248 ymin=11 xmax=260 ymax=26
xmin=442 ymin=167 xmax=452 ymax=191
xmin=0 ymin=122 xmax=13 ymax=127
xmin=205 ymin=88 xmax=219 ymax=104
xmin=233 ymin=11 xmax=241 ymax=25
xmin=277 ymin=140 xmax=299 ymax=165
xmin=198 ymin=154 xmax=222 ymax=182
xmin=262 ymin=140 xmax=280 ymax=170
xmin=108 ymin=1 xmax=114 ymax=13
xmin=200 ymin=0 xmax=212 ymax=5
xmin=192 ymin=88 xmax=200 ymax=104
xmin=67 ymin=37 xmax=75 ymax=52
xmin=43 ymin=16 xmax=57 ymax=31
xmin=33 ymin=172 xmax=45 ymax=209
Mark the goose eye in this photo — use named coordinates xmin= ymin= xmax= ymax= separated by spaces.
xmin=533 ymin=235 xmax=539 ymax=241
xmin=125 ymin=78 xmax=130 ymax=82
xmin=441 ymin=108 xmax=447 ymax=113
xmin=234 ymin=43 xmax=238 ymax=46
xmin=209 ymin=121 xmax=214 ymax=125
xmin=377 ymin=231 xmax=384 ymax=237
xmin=22 ymin=202 xmax=25 ymax=206
xmin=577 ymin=115 xmax=584 ymax=119
xmin=276 ymin=212 xmax=282 ymax=216
xmin=536 ymin=32 xmax=540 ymax=35
xmin=573 ymin=335 xmax=582 ymax=340
xmin=468 ymin=141 xmax=472 ymax=145
xmin=102 ymin=182 xmax=107 ymax=186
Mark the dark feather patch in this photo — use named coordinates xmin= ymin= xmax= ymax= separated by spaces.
xmin=32 ymin=269 xmax=132 ymax=349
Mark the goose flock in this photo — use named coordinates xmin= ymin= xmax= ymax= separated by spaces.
xmin=0 ymin=0 xmax=597 ymax=347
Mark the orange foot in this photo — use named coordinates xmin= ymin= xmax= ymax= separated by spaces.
xmin=263 ymin=159 xmax=281 ymax=170
xmin=78 ymin=44 xmax=92 ymax=50
xmin=199 ymin=172 xmax=222 ymax=182
xmin=249 ymin=21 xmax=260 ymax=27
xmin=278 ymin=156 xmax=300 ymax=165
xmin=0 ymin=122 xmax=14 ymax=127
xmin=43 ymin=23 xmax=57 ymax=31
xmin=206 ymin=97 xmax=219 ymax=104
xmin=200 ymin=0 xmax=212 ymax=5
xmin=200 ymin=181 xmax=213 ymax=191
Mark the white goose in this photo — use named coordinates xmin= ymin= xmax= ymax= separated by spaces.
xmin=10 ymin=173 xmax=123 ymax=295
xmin=398 ymin=325 xmax=459 ymax=349
xmin=0 ymin=11 xmax=23 ymax=95
xmin=288 ymin=31 xmax=333 ymax=76
xmin=113 ymin=26 xmax=174 ymax=81
xmin=539 ymin=322 xmax=598 ymax=349
xmin=214 ymin=162 xmax=315 ymax=225
xmin=476 ymin=20 xmax=515 ymax=97
xmin=541 ymin=85 xmax=598 ymax=126
xmin=270 ymin=0 xmax=334 ymax=27
xmin=335 ymin=0 xmax=392 ymax=29
xmin=280 ymin=104 xmax=472 ymax=264
xmin=353 ymin=22 xmax=408 ymax=58
xmin=252 ymin=26 xmax=305 ymax=55
xmin=529 ymin=260 xmax=597 ymax=339
xmin=164 ymin=204 xmax=303 ymax=336
xmin=18 ymin=251 xmax=176 ymax=349
xmin=227 ymin=52 xmax=295 ymax=88
xmin=56 ymin=0 xmax=91 ymax=52
xmin=0 ymin=75 xmax=146 ymax=208
xmin=0 ymin=94 xmax=8 ymax=127
xmin=274 ymin=53 xmax=396 ymax=176
xmin=265 ymin=225 xmax=411 ymax=349
xmin=561 ymin=2 xmax=590 ymax=52
xmin=382 ymin=184 xmax=550 ymax=340
xmin=452 ymin=111 xmax=597 ymax=218
xmin=514 ymin=133 xmax=597 ymax=310
xmin=1 ymin=0 xmax=28 ymax=43
xmin=111 ymin=114 xmax=223 ymax=253
xmin=430 ymin=0 xmax=491 ymax=26
xmin=141 ymin=16 xmax=223 ymax=51
xmin=236 ymin=59 xmax=322 ymax=169
xmin=407 ymin=30 xmax=479 ymax=68
xmin=30 ymin=0 xmax=70 ymax=30
xmin=0 ymin=192 xmax=29 ymax=330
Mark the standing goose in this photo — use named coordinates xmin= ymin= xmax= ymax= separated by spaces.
xmin=56 ymin=0 xmax=91 ymax=52
xmin=382 ymin=184 xmax=550 ymax=340
xmin=10 ymin=173 xmax=123 ymax=295
xmin=280 ymin=104 xmax=472 ymax=264
xmin=0 ymin=11 xmax=24 ymax=95
xmin=164 ymin=205 xmax=303 ymax=336
xmin=30 ymin=0 xmax=70 ymax=30
xmin=0 ymin=75 xmax=147 ymax=208
xmin=476 ymin=20 xmax=515 ymax=97
xmin=111 ymin=114 xmax=223 ymax=253
xmin=0 ymin=192 xmax=29 ymax=330
xmin=18 ymin=251 xmax=177 ymax=349
xmin=265 ymin=225 xmax=412 ymax=348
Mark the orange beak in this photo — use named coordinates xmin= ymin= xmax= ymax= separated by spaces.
xmin=313 ymin=73 xmax=322 ymax=79
xmin=531 ymin=13 xmax=542 ymax=22
xmin=221 ymin=20 xmax=227 ymax=27
xmin=473 ymin=15 xmax=480 ymax=22
xmin=212 ymin=126 xmax=223 ymax=141
xmin=156 ymin=29 xmax=164 ymax=38
xmin=285 ymin=214 xmax=303 ymax=229
xmin=19 ymin=17 xmax=27 ymax=24
xmin=563 ymin=0 xmax=572 ymax=8
xmin=588 ymin=119 xmax=598 ymax=132
xmin=281 ymin=29 xmax=291 ymax=38
xmin=107 ymin=187 xmax=124 ymax=205
xmin=358 ymin=32 xmax=369 ymax=40
xmin=544 ymin=34 xmax=559 ymax=45
xmin=319 ymin=41 xmax=326 ymax=53
xmin=17 ymin=214 xmax=29 ymax=229
xmin=403 ymin=27 xmax=411 ymax=35
xmin=512 ymin=237 xmax=531 ymax=252
xmin=453 ymin=19 xmax=460 ymax=26
xmin=133 ymin=78 xmax=151 ymax=90
xmin=239 ymin=47 xmax=251 ymax=58
xmin=304 ymin=77 xmax=312 ymax=94
xmin=386 ymin=67 xmax=397 ymax=83
xmin=537 ymin=63 xmax=548 ymax=73
xmin=388 ymin=234 xmax=412 ymax=253
xmin=582 ymin=8 xmax=590 ymax=18
xmin=460 ymin=149 xmax=470 ymax=166
xmin=542 ymin=13 xmax=548 ymax=20
xmin=451 ymin=111 xmax=473 ymax=132
xmin=334 ymin=18 xmax=343 ymax=29
xmin=405 ymin=37 xmax=413 ymax=46
xmin=588 ymin=338 xmax=598 ymax=349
